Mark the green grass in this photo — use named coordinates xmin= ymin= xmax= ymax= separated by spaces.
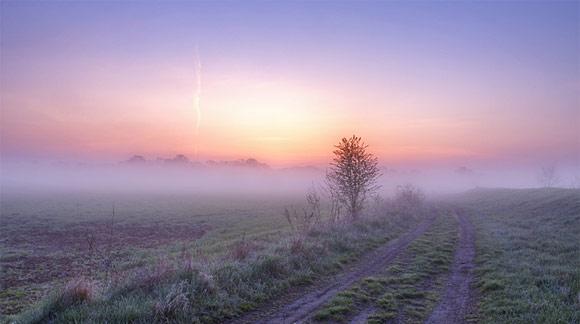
xmin=6 ymin=188 xmax=576 ymax=323
xmin=1 ymin=192 xmax=307 ymax=317
xmin=313 ymin=210 xmax=458 ymax=323
xmin=454 ymin=188 xmax=580 ymax=324
xmin=6 ymin=198 xmax=421 ymax=324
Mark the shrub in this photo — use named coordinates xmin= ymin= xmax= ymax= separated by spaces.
xmin=230 ymin=236 xmax=253 ymax=261
xmin=108 ymin=258 xmax=175 ymax=299
xmin=392 ymin=184 xmax=425 ymax=216
xmin=16 ymin=277 xmax=97 ymax=323
xmin=153 ymin=281 xmax=190 ymax=322
xmin=59 ymin=277 xmax=97 ymax=307
xmin=289 ymin=237 xmax=305 ymax=255
xmin=284 ymin=186 xmax=323 ymax=235
xmin=249 ymin=256 xmax=287 ymax=281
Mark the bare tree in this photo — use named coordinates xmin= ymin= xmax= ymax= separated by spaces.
xmin=327 ymin=189 xmax=343 ymax=223
xmin=305 ymin=185 xmax=322 ymax=224
xmin=326 ymin=135 xmax=381 ymax=220
xmin=284 ymin=185 xmax=322 ymax=235
xmin=538 ymin=165 xmax=560 ymax=188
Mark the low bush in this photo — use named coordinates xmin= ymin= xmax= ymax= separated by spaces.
xmin=14 ymin=277 xmax=97 ymax=324
xmin=230 ymin=237 xmax=253 ymax=261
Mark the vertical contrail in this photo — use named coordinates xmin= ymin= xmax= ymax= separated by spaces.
xmin=193 ymin=46 xmax=202 ymax=156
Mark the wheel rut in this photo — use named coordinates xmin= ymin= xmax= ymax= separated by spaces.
xmin=235 ymin=212 xmax=439 ymax=324
xmin=425 ymin=211 xmax=476 ymax=324
xmin=348 ymin=306 xmax=376 ymax=324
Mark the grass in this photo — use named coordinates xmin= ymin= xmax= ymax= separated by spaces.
xmin=5 ymin=193 xmax=422 ymax=323
xmin=454 ymin=188 xmax=580 ymax=324
xmin=313 ymin=210 xmax=458 ymax=323
xmin=0 ymin=191 xmax=305 ymax=316
xmin=5 ymin=187 xmax=577 ymax=323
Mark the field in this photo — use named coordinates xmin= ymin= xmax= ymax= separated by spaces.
xmin=0 ymin=190 xmax=304 ymax=316
xmin=1 ymin=187 xmax=579 ymax=323
xmin=455 ymin=188 xmax=580 ymax=323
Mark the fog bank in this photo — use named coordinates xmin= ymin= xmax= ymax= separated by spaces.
xmin=2 ymin=160 xmax=578 ymax=199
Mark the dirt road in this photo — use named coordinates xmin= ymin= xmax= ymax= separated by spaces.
xmin=235 ymin=212 xmax=439 ymax=324
xmin=425 ymin=212 xmax=476 ymax=324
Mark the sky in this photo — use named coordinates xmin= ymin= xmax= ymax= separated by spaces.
xmin=1 ymin=1 xmax=579 ymax=168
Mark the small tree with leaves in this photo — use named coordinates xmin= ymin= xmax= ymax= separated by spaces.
xmin=326 ymin=135 xmax=381 ymax=220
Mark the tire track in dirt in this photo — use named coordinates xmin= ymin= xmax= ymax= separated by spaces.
xmin=348 ymin=306 xmax=376 ymax=324
xmin=344 ymin=209 xmax=455 ymax=324
xmin=238 ymin=212 xmax=439 ymax=324
xmin=425 ymin=211 xmax=475 ymax=324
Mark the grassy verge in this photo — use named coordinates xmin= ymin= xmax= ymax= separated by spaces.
xmin=456 ymin=188 xmax=580 ymax=324
xmin=313 ymin=210 xmax=458 ymax=323
xmin=9 ymin=210 xmax=423 ymax=323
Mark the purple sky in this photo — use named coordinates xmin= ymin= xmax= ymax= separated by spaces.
xmin=1 ymin=1 xmax=578 ymax=168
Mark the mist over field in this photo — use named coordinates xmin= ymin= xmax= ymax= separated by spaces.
xmin=1 ymin=1 xmax=579 ymax=323
xmin=2 ymin=158 xmax=578 ymax=197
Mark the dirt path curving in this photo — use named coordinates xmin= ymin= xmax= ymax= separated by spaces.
xmin=425 ymin=212 xmax=476 ymax=324
xmin=234 ymin=212 xmax=439 ymax=324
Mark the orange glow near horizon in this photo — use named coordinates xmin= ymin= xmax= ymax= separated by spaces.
xmin=1 ymin=67 xmax=574 ymax=166
xmin=1 ymin=2 xmax=578 ymax=167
